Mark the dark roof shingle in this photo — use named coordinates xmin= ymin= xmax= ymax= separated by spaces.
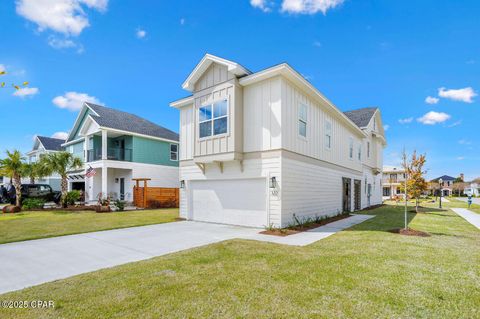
xmin=343 ymin=107 xmax=378 ymax=128
xmin=86 ymin=103 xmax=179 ymax=142
xmin=432 ymin=175 xmax=456 ymax=182
xmin=37 ymin=136 xmax=65 ymax=151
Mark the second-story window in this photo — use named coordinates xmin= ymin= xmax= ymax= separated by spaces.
xmin=199 ymin=99 xmax=228 ymax=139
xmin=170 ymin=144 xmax=178 ymax=161
xmin=349 ymin=137 xmax=354 ymax=159
xmin=298 ymin=103 xmax=307 ymax=138
xmin=325 ymin=120 xmax=332 ymax=149
xmin=357 ymin=144 xmax=362 ymax=161
xmin=367 ymin=141 xmax=371 ymax=158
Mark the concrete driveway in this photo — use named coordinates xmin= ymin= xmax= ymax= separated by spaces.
xmin=0 ymin=215 xmax=373 ymax=295
xmin=0 ymin=221 xmax=259 ymax=295
xmin=454 ymin=197 xmax=480 ymax=205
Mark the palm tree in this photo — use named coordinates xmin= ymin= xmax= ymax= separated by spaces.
xmin=40 ymin=152 xmax=82 ymax=205
xmin=21 ymin=162 xmax=49 ymax=184
xmin=0 ymin=150 xmax=25 ymax=206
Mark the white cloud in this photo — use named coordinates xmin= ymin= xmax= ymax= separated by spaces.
xmin=51 ymin=131 xmax=69 ymax=140
xmin=313 ymin=40 xmax=322 ymax=47
xmin=15 ymin=0 xmax=108 ymax=36
xmin=458 ymin=139 xmax=471 ymax=145
xmin=417 ymin=111 xmax=451 ymax=125
xmin=250 ymin=0 xmax=273 ymax=12
xmin=136 ymin=28 xmax=146 ymax=39
xmin=0 ymin=64 xmax=5 ymax=73
xmin=52 ymin=91 xmax=101 ymax=111
xmin=12 ymin=87 xmax=39 ymax=98
xmin=47 ymin=36 xmax=84 ymax=53
xmin=281 ymin=0 xmax=344 ymax=14
xmin=457 ymin=156 xmax=465 ymax=161
xmin=398 ymin=117 xmax=413 ymax=124
xmin=383 ymin=124 xmax=390 ymax=131
xmin=180 ymin=18 xmax=185 ymax=25
xmin=438 ymin=87 xmax=477 ymax=103
xmin=448 ymin=120 xmax=462 ymax=128
xmin=425 ymin=96 xmax=439 ymax=104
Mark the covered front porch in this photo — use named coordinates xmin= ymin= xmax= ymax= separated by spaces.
xmin=85 ymin=164 xmax=133 ymax=204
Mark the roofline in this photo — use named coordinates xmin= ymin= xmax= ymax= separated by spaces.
xmin=65 ymin=103 xmax=100 ymax=142
xmin=96 ymin=126 xmax=179 ymax=144
xmin=239 ymin=63 xmax=367 ymax=137
xmin=170 ymin=95 xmax=194 ymax=108
xmin=182 ymin=54 xmax=251 ymax=92
xmin=62 ymin=137 xmax=85 ymax=147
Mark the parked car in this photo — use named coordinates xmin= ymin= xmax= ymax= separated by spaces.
xmin=20 ymin=184 xmax=62 ymax=204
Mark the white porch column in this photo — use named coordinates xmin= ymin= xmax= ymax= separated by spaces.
xmin=101 ymin=130 xmax=108 ymax=160
xmin=102 ymin=165 xmax=108 ymax=198
xmin=83 ymin=134 xmax=89 ymax=163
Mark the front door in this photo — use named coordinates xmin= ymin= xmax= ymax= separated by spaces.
xmin=354 ymin=180 xmax=361 ymax=211
xmin=342 ymin=178 xmax=351 ymax=213
xmin=120 ymin=178 xmax=125 ymax=200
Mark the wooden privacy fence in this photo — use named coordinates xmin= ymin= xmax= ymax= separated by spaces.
xmin=132 ymin=178 xmax=179 ymax=208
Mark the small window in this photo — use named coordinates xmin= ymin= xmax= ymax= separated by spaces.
xmin=170 ymin=144 xmax=178 ymax=161
xmin=298 ymin=103 xmax=307 ymax=138
xmin=325 ymin=120 xmax=332 ymax=149
xmin=357 ymin=144 xmax=362 ymax=161
xmin=198 ymin=99 xmax=228 ymax=138
xmin=349 ymin=138 xmax=354 ymax=159
xmin=367 ymin=141 xmax=371 ymax=158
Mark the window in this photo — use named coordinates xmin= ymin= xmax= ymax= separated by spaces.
xmin=367 ymin=141 xmax=371 ymax=158
xmin=349 ymin=137 xmax=354 ymax=159
xmin=170 ymin=144 xmax=178 ymax=161
xmin=357 ymin=144 xmax=362 ymax=161
xmin=298 ymin=103 xmax=307 ymax=138
xmin=325 ymin=120 xmax=332 ymax=149
xmin=199 ymin=99 xmax=228 ymax=138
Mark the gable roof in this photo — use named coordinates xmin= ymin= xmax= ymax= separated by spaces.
xmin=85 ymin=103 xmax=179 ymax=142
xmin=37 ymin=136 xmax=65 ymax=151
xmin=343 ymin=107 xmax=378 ymax=128
xmin=432 ymin=175 xmax=456 ymax=182
xmin=182 ymin=54 xmax=251 ymax=91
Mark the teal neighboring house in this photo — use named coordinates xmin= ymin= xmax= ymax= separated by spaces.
xmin=62 ymin=102 xmax=179 ymax=203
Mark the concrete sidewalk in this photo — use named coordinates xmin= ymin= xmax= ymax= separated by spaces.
xmin=451 ymin=208 xmax=480 ymax=229
xmin=0 ymin=215 xmax=374 ymax=295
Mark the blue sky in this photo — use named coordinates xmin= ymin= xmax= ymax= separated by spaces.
xmin=0 ymin=0 xmax=478 ymax=180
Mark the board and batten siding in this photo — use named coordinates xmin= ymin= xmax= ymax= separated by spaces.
xmin=194 ymin=63 xmax=235 ymax=92
xmin=243 ymin=76 xmax=282 ymax=152
xmin=179 ymin=104 xmax=194 ymax=160
xmin=179 ymin=156 xmax=281 ymax=226
xmin=280 ymin=78 xmax=363 ymax=173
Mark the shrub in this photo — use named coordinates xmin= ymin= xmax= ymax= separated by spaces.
xmin=114 ymin=199 xmax=125 ymax=211
xmin=22 ymin=198 xmax=45 ymax=210
xmin=146 ymin=199 xmax=177 ymax=209
xmin=63 ymin=190 xmax=81 ymax=206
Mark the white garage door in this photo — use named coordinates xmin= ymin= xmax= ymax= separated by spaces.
xmin=190 ymin=178 xmax=267 ymax=228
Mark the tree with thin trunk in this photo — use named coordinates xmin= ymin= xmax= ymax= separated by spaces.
xmin=0 ymin=150 xmax=25 ymax=206
xmin=40 ymin=152 xmax=82 ymax=206
xmin=21 ymin=162 xmax=48 ymax=184
xmin=400 ymin=150 xmax=428 ymax=213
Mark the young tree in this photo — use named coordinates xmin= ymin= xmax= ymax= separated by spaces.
xmin=0 ymin=150 xmax=25 ymax=206
xmin=21 ymin=162 xmax=49 ymax=184
xmin=400 ymin=150 xmax=428 ymax=213
xmin=40 ymin=152 xmax=82 ymax=206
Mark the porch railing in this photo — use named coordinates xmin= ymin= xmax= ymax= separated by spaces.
xmin=86 ymin=148 xmax=132 ymax=162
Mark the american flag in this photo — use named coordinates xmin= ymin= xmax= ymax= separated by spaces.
xmin=85 ymin=166 xmax=96 ymax=178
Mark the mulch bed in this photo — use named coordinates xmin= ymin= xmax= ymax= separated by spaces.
xmin=389 ymin=228 xmax=431 ymax=237
xmin=260 ymin=213 xmax=351 ymax=237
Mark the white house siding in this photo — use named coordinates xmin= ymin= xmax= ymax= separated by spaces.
xmin=280 ymin=78 xmax=364 ymax=173
xmin=243 ymin=76 xmax=282 ymax=152
xmin=281 ymin=152 xmax=364 ymax=227
xmin=179 ymin=154 xmax=281 ymax=227
xmin=179 ymin=104 xmax=194 ymax=160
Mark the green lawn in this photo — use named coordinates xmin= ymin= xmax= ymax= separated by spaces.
xmin=1 ymin=204 xmax=478 ymax=318
xmin=0 ymin=209 xmax=179 ymax=244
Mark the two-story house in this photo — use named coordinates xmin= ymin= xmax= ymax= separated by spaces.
xmin=62 ymin=102 xmax=179 ymax=203
xmin=25 ymin=135 xmax=66 ymax=190
xmin=170 ymin=54 xmax=386 ymax=228
xmin=431 ymin=175 xmax=456 ymax=197
xmin=382 ymin=166 xmax=406 ymax=200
